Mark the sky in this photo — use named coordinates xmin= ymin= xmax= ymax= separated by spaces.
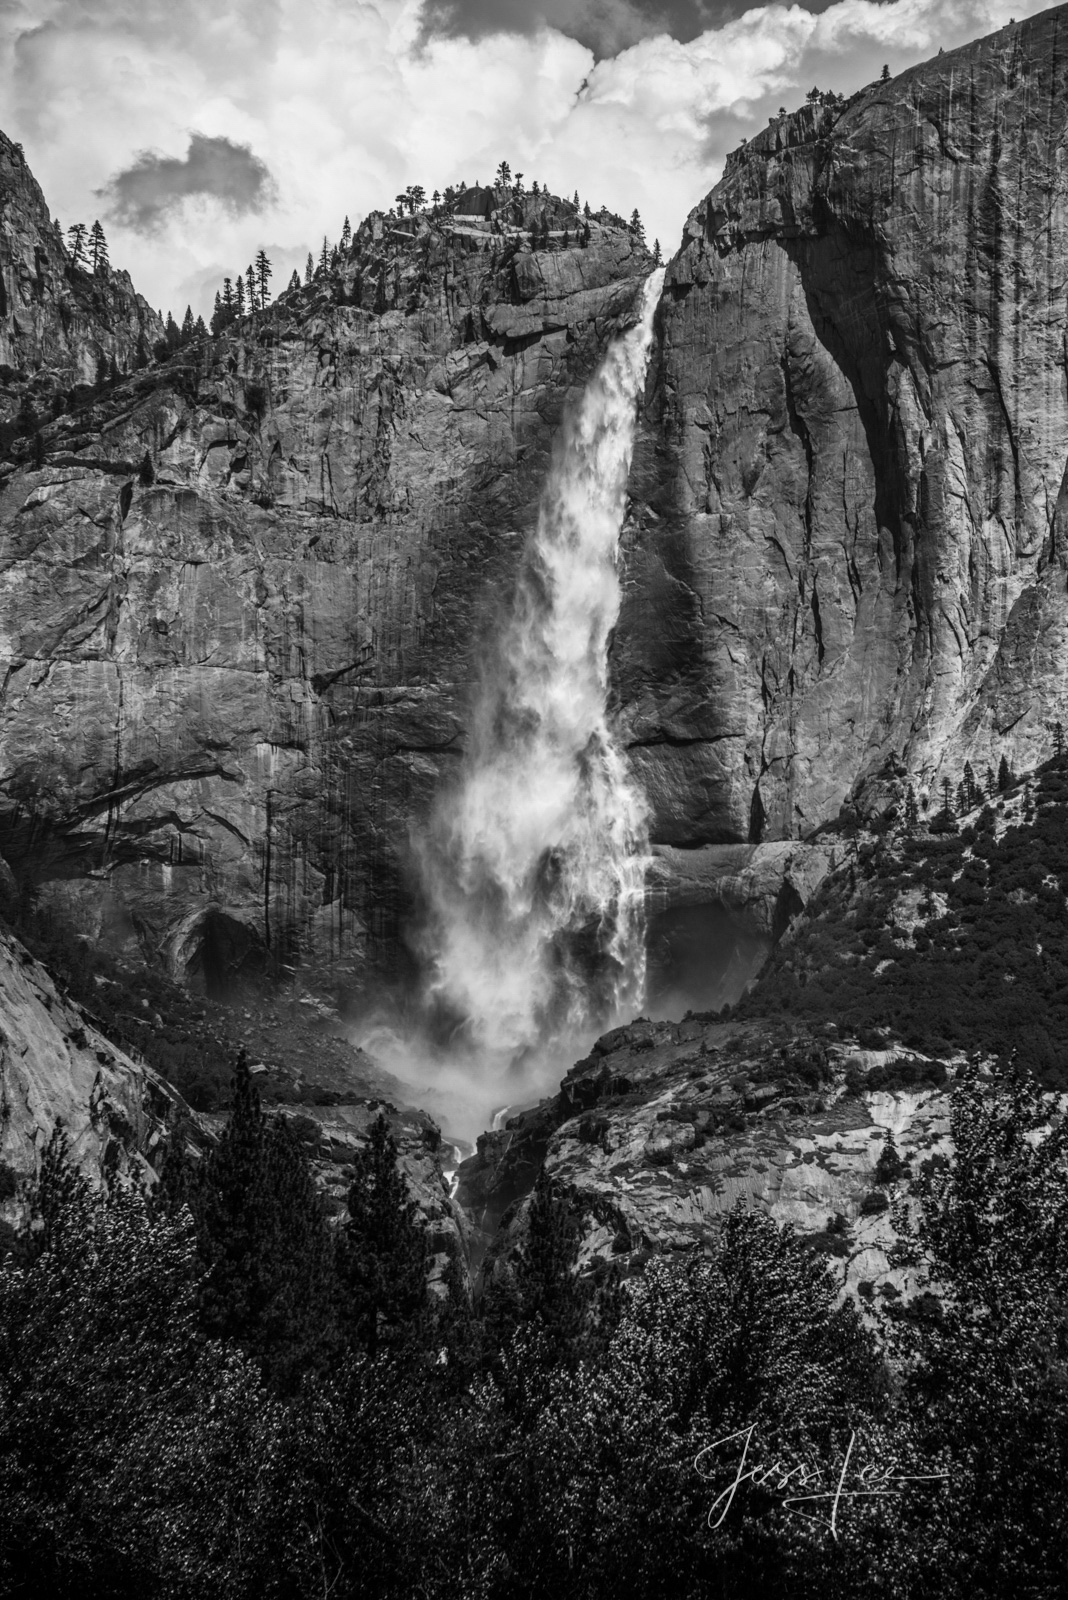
xmin=0 ymin=0 xmax=1051 ymax=319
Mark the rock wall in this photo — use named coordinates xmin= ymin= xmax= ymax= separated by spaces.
xmin=0 ymin=183 xmax=651 ymax=993
xmin=623 ymin=4 xmax=1068 ymax=848
xmin=0 ymin=130 xmax=163 ymax=421
xmin=0 ymin=923 xmax=186 ymax=1241
xmin=461 ymin=1015 xmax=951 ymax=1305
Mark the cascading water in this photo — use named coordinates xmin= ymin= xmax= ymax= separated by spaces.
xmin=412 ymin=267 xmax=665 ymax=1082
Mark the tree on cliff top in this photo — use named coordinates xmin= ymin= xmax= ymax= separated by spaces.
xmin=89 ymin=219 xmax=108 ymax=274
xmin=65 ymin=221 xmax=87 ymax=271
xmin=255 ymin=249 xmax=272 ymax=308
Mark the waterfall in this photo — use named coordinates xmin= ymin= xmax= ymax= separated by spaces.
xmin=412 ymin=268 xmax=665 ymax=1075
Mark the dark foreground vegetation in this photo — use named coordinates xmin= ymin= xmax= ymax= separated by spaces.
xmin=742 ymin=754 xmax=1068 ymax=1088
xmin=1 ymin=1057 xmax=1067 ymax=1599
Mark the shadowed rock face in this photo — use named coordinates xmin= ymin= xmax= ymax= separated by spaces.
xmin=0 ymin=131 xmax=163 ymax=419
xmin=622 ymin=5 xmax=1068 ymax=853
xmin=0 ymin=183 xmax=651 ymax=994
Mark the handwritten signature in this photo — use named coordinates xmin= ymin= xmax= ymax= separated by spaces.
xmin=695 ymin=1425 xmax=949 ymax=1539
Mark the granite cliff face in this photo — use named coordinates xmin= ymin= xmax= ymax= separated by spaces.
xmin=0 ymin=130 xmax=163 ymax=429
xmin=0 ymin=183 xmax=650 ymax=992
xmin=0 ymin=921 xmax=186 ymax=1243
xmin=623 ymin=4 xmax=1068 ymax=861
xmin=460 ymin=1012 xmax=952 ymax=1306
xmin=4 ymin=8 xmax=1068 ymax=1034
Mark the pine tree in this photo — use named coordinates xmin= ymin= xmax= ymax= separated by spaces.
xmin=956 ymin=780 xmax=968 ymax=816
xmin=941 ymin=775 xmax=954 ymax=817
xmin=986 ymin=764 xmax=997 ymax=798
xmin=434 ymin=1240 xmax=479 ymax=1392
xmin=629 ymin=208 xmax=645 ymax=244
xmin=245 ymin=264 xmax=256 ymax=311
xmin=193 ymin=315 xmax=207 ymax=340
xmin=1054 ymin=720 xmax=1065 ymax=759
xmin=89 ymin=220 xmax=108 ymax=274
xmin=66 ymin=222 xmax=87 ymax=271
xmin=562 ymin=227 xmax=570 ymax=248
xmin=408 ymin=184 xmax=426 ymax=211
xmin=180 ymin=305 xmax=195 ymax=344
xmin=874 ymin=1129 xmax=906 ymax=1185
xmin=583 ymin=200 xmax=591 ymax=217
xmin=881 ymin=63 xmax=891 ymax=81
xmin=905 ymin=784 xmax=919 ymax=830
xmin=496 ymin=160 xmax=512 ymax=187
xmin=235 ymin=275 xmax=246 ymax=316
xmin=305 ymin=251 xmax=314 ymax=284
xmin=963 ymin=760 xmax=977 ymax=810
xmin=482 ymin=1168 xmax=590 ymax=1376
xmin=318 ymin=236 xmax=329 ymax=274
xmin=287 ymin=269 xmax=300 ymax=292
xmin=210 ymin=290 xmax=224 ymax=335
xmin=164 ymin=311 xmax=180 ymax=351
xmin=998 ymin=755 xmax=1012 ymax=793
xmin=255 ymin=249 xmax=272 ymax=308
xmin=340 ymin=215 xmax=352 ymax=250
xmin=652 ymin=237 xmax=662 ymax=266
xmin=580 ymin=221 xmax=591 ymax=248
xmin=191 ymin=1051 xmax=339 ymax=1392
xmin=340 ymin=1112 xmax=428 ymax=1361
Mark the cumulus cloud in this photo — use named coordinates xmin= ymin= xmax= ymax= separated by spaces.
xmin=98 ymin=132 xmax=275 ymax=233
xmin=421 ymin=0 xmax=723 ymax=57
xmin=0 ymin=0 xmax=1053 ymax=319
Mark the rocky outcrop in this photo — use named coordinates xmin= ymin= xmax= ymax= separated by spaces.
xmin=462 ymin=1014 xmax=953 ymax=1305
xmin=623 ymin=5 xmax=1068 ymax=854
xmin=0 ymin=922 xmax=187 ymax=1241
xmin=0 ymin=182 xmax=651 ymax=992
xmin=0 ymin=130 xmax=163 ymax=431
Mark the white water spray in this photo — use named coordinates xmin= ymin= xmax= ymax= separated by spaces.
xmin=412 ymin=268 xmax=665 ymax=1081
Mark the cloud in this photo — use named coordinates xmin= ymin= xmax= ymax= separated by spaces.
xmin=421 ymin=0 xmax=725 ymax=57
xmin=0 ymin=0 xmax=1053 ymax=319
xmin=98 ymin=132 xmax=275 ymax=232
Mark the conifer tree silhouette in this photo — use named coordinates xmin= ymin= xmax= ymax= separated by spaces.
xmin=66 ymin=222 xmax=87 ymax=270
xmin=255 ymin=249 xmax=272 ymax=307
xmin=89 ymin=220 xmax=108 ymax=273
xmin=341 ymin=1112 xmax=428 ymax=1360
xmin=192 ymin=1051 xmax=338 ymax=1391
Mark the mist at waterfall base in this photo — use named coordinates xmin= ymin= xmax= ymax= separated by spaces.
xmin=356 ymin=270 xmax=665 ymax=1142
